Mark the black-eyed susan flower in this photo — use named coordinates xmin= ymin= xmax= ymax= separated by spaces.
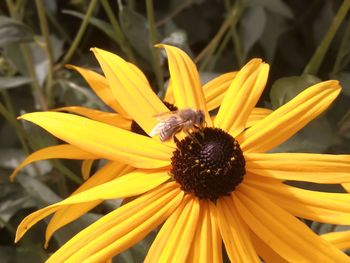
xmin=10 ymin=49 xmax=269 ymax=248
xmin=13 ymin=45 xmax=350 ymax=262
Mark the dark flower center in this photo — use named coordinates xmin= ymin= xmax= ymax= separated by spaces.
xmin=171 ymin=127 xmax=245 ymax=201
xmin=131 ymin=101 xmax=178 ymax=136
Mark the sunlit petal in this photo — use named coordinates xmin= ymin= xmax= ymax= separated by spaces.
xmin=322 ymin=231 xmax=350 ymax=250
xmin=91 ymin=48 xmax=168 ymax=134
xmin=20 ymin=112 xmax=172 ymax=168
xmin=235 ymin=185 xmax=349 ymax=262
xmin=202 ymin=72 xmax=237 ymax=111
xmin=53 ymin=106 xmax=131 ymax=130
xmin=245 ymin=152 xmax=350 ymax=183
xmin=145 ymin=195 xmax=200 ymax=263
xmin=81 ymin=159 xmax=94 ymax=180
xmin=187 ymin=201 xmax=222 ymax=263
xmin=66 ymin=65 xmax=129 ymax=117
xmin=47 ymin=182 xmax=183 ymax=263
xmin=245 ymin=175 xmax=350 ymax=225
xmin=217 ymin=196 xmax=259 ymax=262
xmin=250 ymin=230 xmax=288 ymax=263
xmin=246 ymin=108 xmax=272 ymax=128
xmin=45 ymin=162 xmax=133 ymax=247
xmin=240 ymin=80 xmax=341 ymax=152
xmin=156 ymin=44 xmax=211 ymax=125
xmin=10 ymin=144 xmax=99 ymax=181
xmin=215 ymin=59 xmax=268 ymax=136
xmin=15 ymin=169 xmax=170 ymax=242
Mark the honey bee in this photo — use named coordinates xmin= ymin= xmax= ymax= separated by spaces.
xmin=150 ymin=108 xmax=205 ymax=141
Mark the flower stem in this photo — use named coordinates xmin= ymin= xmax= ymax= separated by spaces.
xmin=6 ymin=0 xmax=48 ymax=110
xmin=195 ymin=0 xmax=244 ymax=68
xmin=303 ymin=0 xmax=350 ymax=75
xmin=60 ymin=0 xmax=98 ymax=67
xmin=146 ymin=0 xmax=164 ymax=95
xmin=331 ymin=18 xmax=350 ymax=75
xmin=205 ymin=29 xmax=232 ymax=71
xmin=224 ymin=0 xmax=244 ymax=67
xmin=100 ymin=0 xmax=136 ymax=63
xmin=0 ymin=100 xmax=31 ymax=155
xmin=35 ymin=0 xmax=55 ymax=108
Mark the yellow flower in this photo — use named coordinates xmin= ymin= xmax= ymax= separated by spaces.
xmin=14 ymin=45 xmax=350 ymax=262
xmin=10 ymin=50 xmax=269 ymax=247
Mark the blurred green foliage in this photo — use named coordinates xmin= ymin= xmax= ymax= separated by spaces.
xmin=0 ymin=0 xmax=350 ymax=262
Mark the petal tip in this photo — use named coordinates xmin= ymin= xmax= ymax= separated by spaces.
xmin=154 ymin=43 xmax=163 ymax=48
xmin=64 ymin=64 xmax=76 ymax=70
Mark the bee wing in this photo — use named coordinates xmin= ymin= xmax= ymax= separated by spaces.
xmin=153 ymin=110 xmax=179 ymax=121
xmin=150 ymin=116 xmax=186 ymax=138
xmin=150 ymin=122 xmax=166 ymax=137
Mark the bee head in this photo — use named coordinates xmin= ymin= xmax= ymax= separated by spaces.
xmin=195 ymin=110 xmax=205 ymax=126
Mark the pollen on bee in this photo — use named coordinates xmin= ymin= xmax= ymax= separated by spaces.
xmin=195 ymin=159 xmax=200 ymax=164
xmin=230 ymin=157 xmax=236 ymax=161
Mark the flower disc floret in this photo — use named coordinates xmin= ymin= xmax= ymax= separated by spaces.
xmin=171 ymin=127 xmax=245 ymax=201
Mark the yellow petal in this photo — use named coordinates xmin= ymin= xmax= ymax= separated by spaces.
xmin=215 ymin=59 xmax=269 ymax=136
xmin=250 ymin=230 xmax=288 ymax=263
xmin=187 ymin=201 xmax=222 ymax=263
xmin=163 ymin=81 xmax=174 ymax=104
xmin=322 ymin=231 xmax=350 ymax=250
xmin=53 ymin=106 xmax=132 ymax=130
xmin=235 ymin=185 xmax=350 ymax=262
xmin=245 ymin=152 xmax=350 ymax=184
xmin=9 ymin=144 xmax=99 ymax=181
xmin=20 ymin=112 xmax=172 ymax=168
xmin=145 ymin=195 xmax=200 ymax=263
xmin=47 ymin=182 xmax=183 ymax=263
xmin=202 ymin=72 xmax=237 ymax=111
xmin=66 ymin=65 xmax=129 ymax=117
xmin=81 ymin=159 xmax=94 ymax=180
xmin=342 ymin=183 xmax=350 ymax=192
xmin=240 ymin=80 xmax=341 ymax=153
xmin=156 ymin=44 xmax=211 ymax=125
xmin=15 ymin=169 xmax=170 ymax=242
xmin=45 ymin=162 xmax=133 ymax=247
xmin=245 ymin=175 xmax=350 ymax=225
xmin=91 ymin=48 xmax=168 ymax=134
xmin=246 ymin=108 xmax=272 ymax=128
xmin=217 ymin=196 xmax=260 ymax=262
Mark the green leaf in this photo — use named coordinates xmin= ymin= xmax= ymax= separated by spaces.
xmin=62 ymin=10 xmax=119 ymax=43
xmin=0 ymin=183 xmax=36 ymax=224
xmin=0 ymin=16 xmax=33 ymax=46
xmin=259 ymin=11 xmax=289 ymax=62
xmin=338 ymin=109 xmax=350 ymax=139
xmin=0 ymin=76 xmax=32 ymax=90
xmin=16 ymin=174 xmax=61 ymax=205
xmin=332 ymin=72 xmax=350 ymax=96
xmin=0 ymin=247 xmax=15 ymax=263
xmin=0 ymin=148 xmax=51 ymax=176
xmin=248 ymin=0 xmax=293 ymax=18
xmin=4 ymin=36 xmax=63 ymax=85
xmin=270 ymin=75 xmax=321 ymax=108
xmin=119 ymin=7 xmax=153 ymax=62
xmin=239 ymin=6 xmax=266 ymax=55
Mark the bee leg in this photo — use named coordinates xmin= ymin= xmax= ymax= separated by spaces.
xmin=185 ymin=130 xmax=202 ymax=146
xmin=172 ymin=126 xmax=183 ymax=145
xmin=173 ymin=135 xmax=180 ymax=145
xmin=193 ymin=125 xmax=205 ymax=140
